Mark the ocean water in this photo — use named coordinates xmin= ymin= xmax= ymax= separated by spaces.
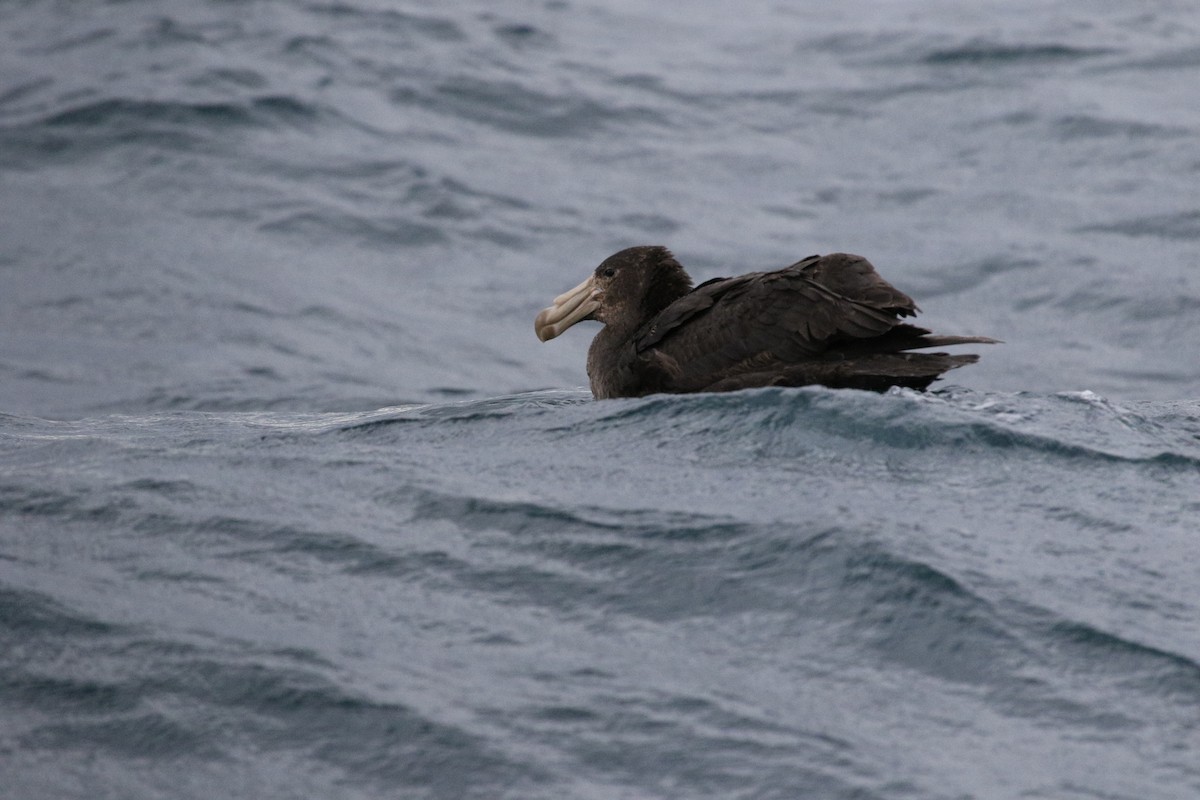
xmin=1 ymin=1 xmax=1198 ymax=798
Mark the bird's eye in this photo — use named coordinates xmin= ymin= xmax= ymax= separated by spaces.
xmin=602 ymin=268 xmax=616 ymax=278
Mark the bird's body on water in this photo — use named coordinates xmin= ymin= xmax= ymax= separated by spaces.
xmin=535 ymin=246 xmax=995 ymax=399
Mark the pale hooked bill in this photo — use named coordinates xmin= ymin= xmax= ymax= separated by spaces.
xmin=534 ymin=276 xmax=602 ymax=342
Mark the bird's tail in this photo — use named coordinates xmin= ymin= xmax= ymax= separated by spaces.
xmin=852 ymin=323 xmax=1000 ymax=353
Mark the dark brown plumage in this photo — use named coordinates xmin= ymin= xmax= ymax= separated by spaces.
xmin=534 ymin=246 xmax=996 ymax=400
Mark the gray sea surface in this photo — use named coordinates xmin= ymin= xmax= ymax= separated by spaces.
xmin=2 ymin=1 xmax=1199 ymax=798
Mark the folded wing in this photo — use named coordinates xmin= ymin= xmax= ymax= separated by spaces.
xmin=634 ymin=253 xmax=992 ymax=393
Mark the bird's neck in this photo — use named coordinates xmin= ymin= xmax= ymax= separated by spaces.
xmin=641 ymin=265 xmax=693 ymax=320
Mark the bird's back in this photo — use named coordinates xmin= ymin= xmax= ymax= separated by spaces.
xmin=620 ymin=253 xmax=991 ymax=396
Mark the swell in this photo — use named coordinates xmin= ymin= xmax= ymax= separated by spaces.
xmin=0 ymin=592 xmax=535 ymax=794
xmin=546 ymin=388 xmax=1200 ymax=469
xmin=1036 ymin=618 xmax=1200 ymax=700
xmin=394 ymin=486 xmax=1029 ymax=685
xmin=1076 ymin=210 xmax=1200 ymax=241
xmin=397 ymin=487 xmax=1200 ymax=724
xmin=3 ymin=392 xmax=1198 ymax=795
xmin=136 ymin=655 xmax=531 ymax=792
xmin=0 ymin=95 xmax=324 ymax=166
xmin=0 ymin=586 xmax=124 ymax=639
xmin=395 ymin=486 xmax=761 ymax=616
xmin=922 ymin=41 xmax=1117 ymax=65
xmin=831 ymin=545 xmax=1200 ymax=716
xmin=334 ymin=390 xmax=591 ymax=433
xmin=392 ymin=75 xmax=669 ymax=138
xmin=39 ymin=96 xmax=318 ymax=130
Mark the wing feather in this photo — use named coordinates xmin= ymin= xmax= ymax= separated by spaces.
xmin=633 ymin=256 xmax=908 ymax=393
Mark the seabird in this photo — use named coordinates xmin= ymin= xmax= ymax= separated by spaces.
xmin=534 ymin=246 xmax=995 ymax=399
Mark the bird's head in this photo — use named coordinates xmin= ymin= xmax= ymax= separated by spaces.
xmin=535 ymin=246 xmax=692 ymax=341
